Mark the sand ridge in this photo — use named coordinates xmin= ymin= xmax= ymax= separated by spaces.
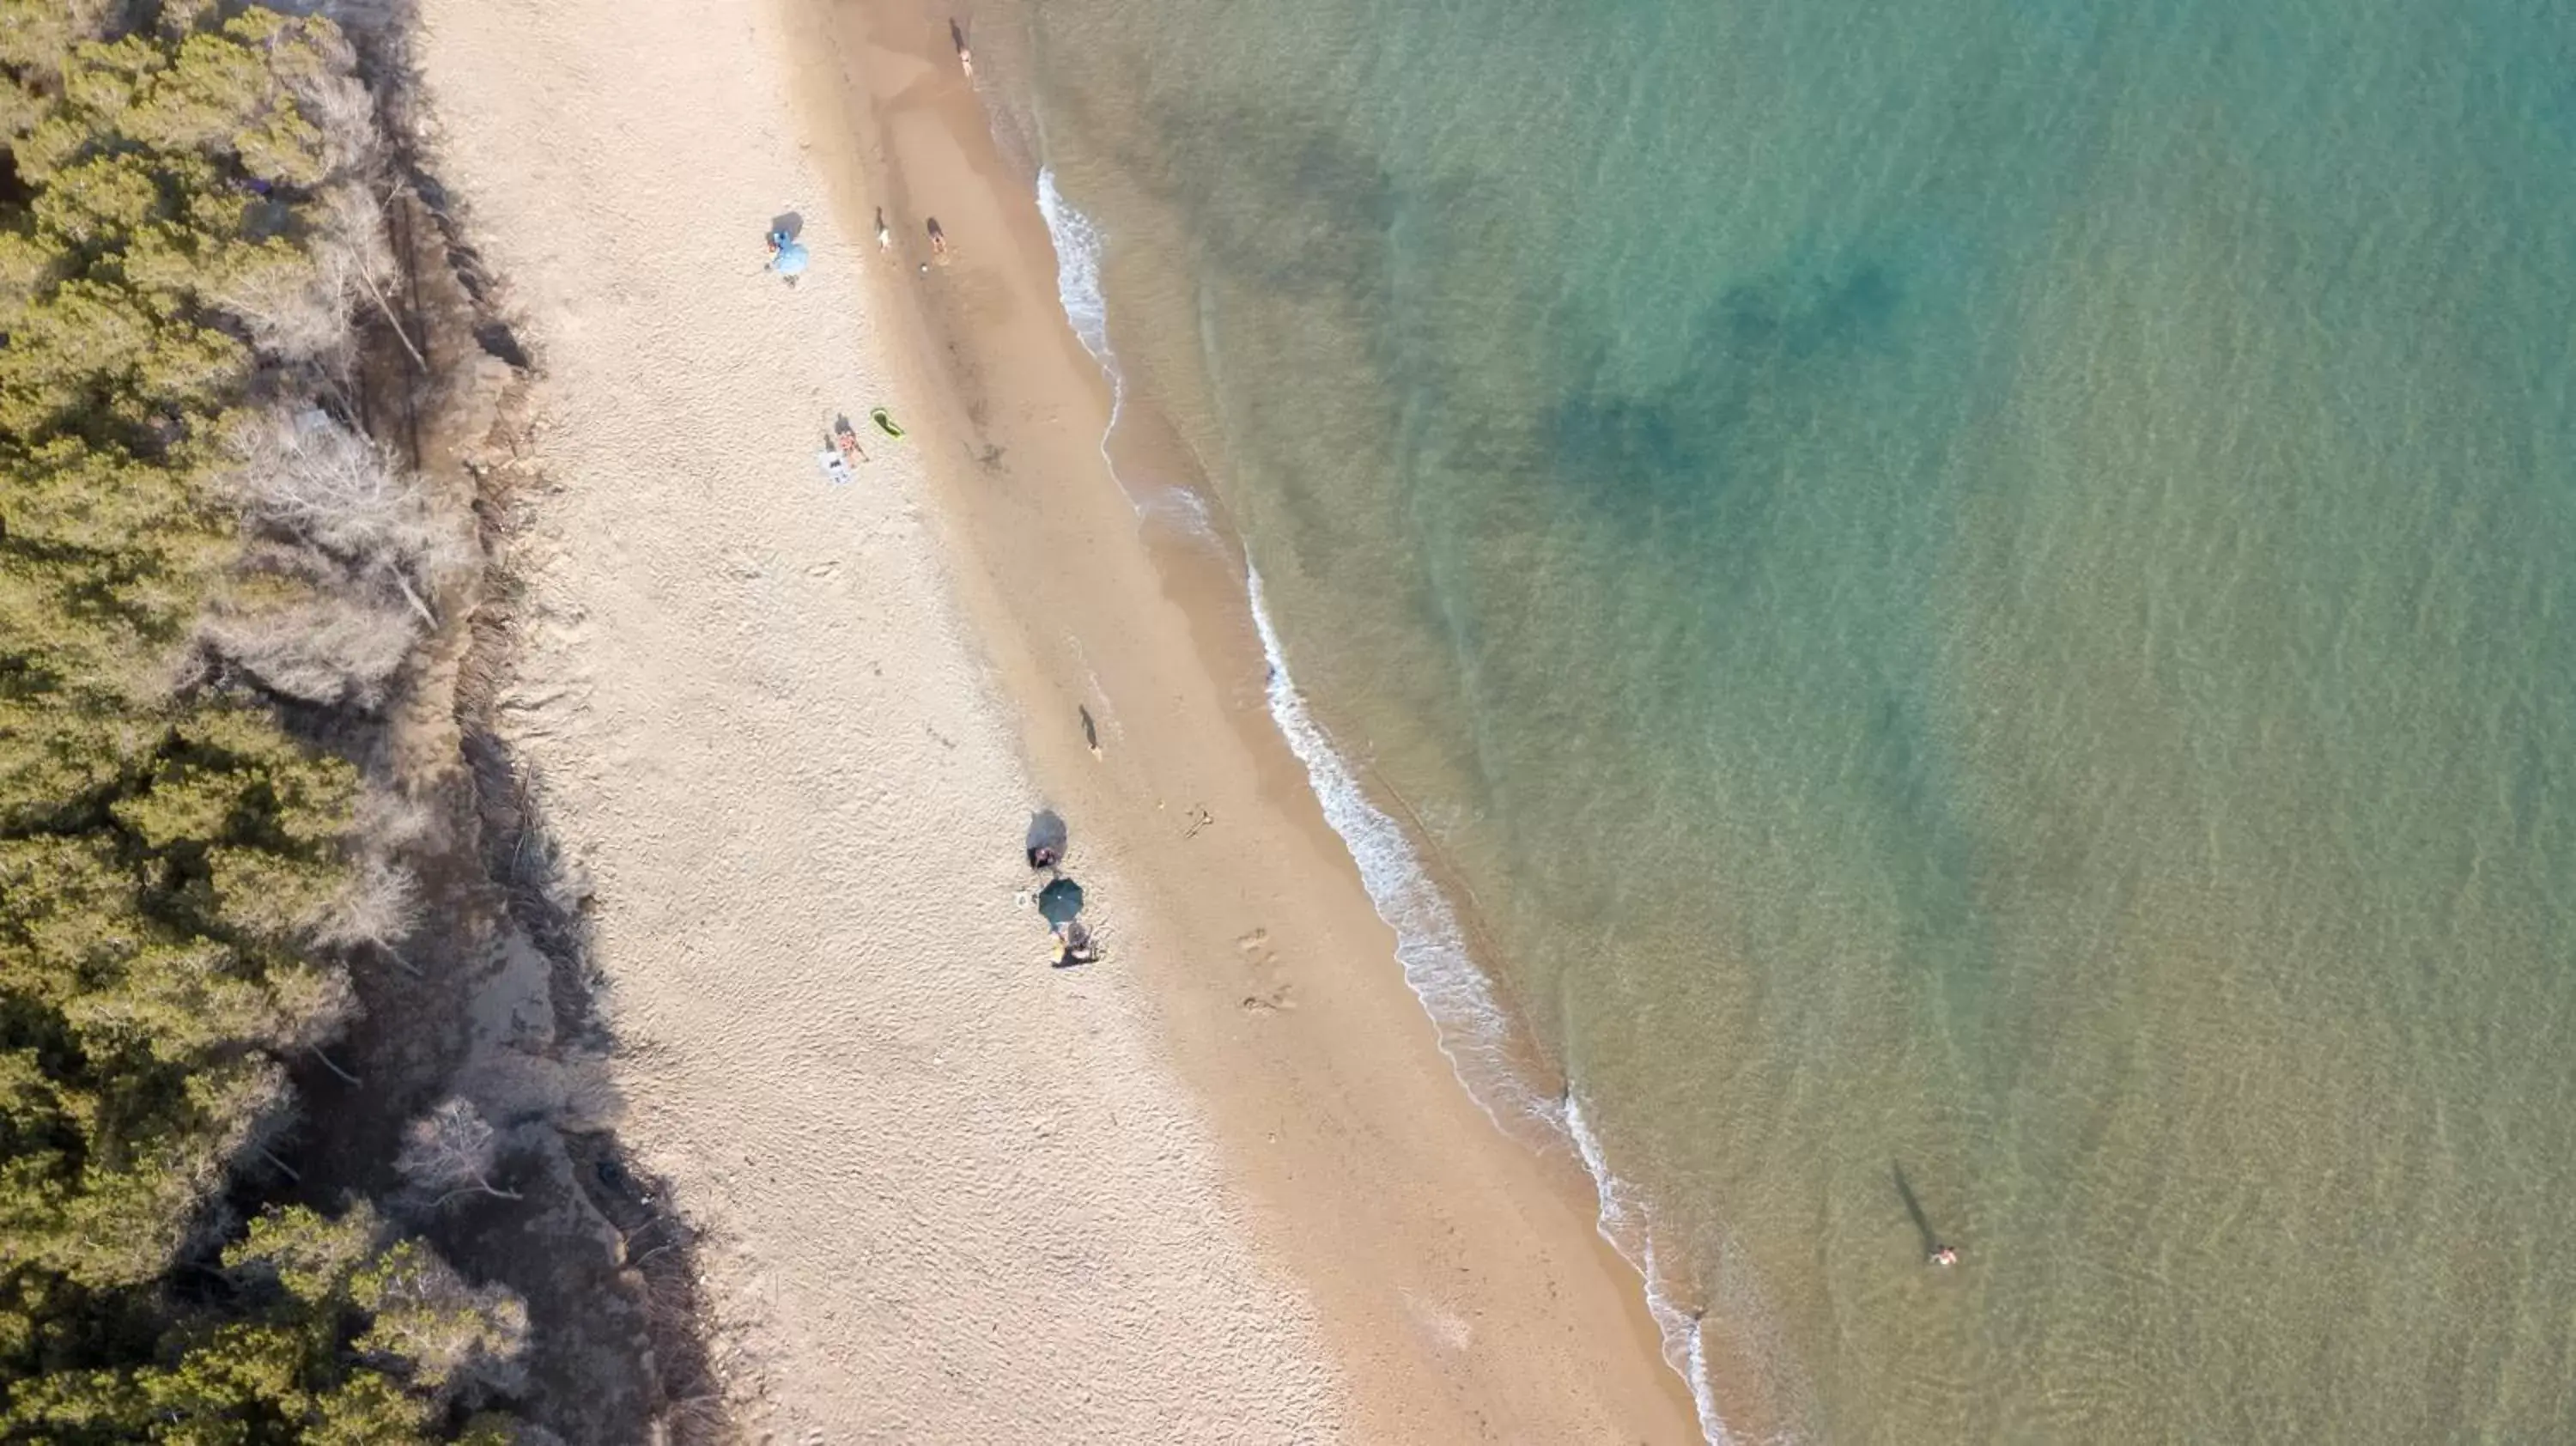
xmin=411 ymin=0 xmax=1349 ymax=1438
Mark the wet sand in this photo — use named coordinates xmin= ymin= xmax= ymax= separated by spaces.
xmin=778 ymin=0 xmax=1698 ymax=1437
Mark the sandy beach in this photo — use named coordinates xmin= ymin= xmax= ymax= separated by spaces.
xmin=412 ymin=0 xmax=1694 ymax=1437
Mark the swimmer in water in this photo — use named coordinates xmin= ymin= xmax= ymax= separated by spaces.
xmin=1930 ymin=1244 xmax=1959 ymax=1268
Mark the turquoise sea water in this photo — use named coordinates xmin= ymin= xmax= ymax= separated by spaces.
xmin=987 ymin=0 xmax=2576 ymax=1438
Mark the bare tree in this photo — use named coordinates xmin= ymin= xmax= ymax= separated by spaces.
xmin=286 ymin=67 xmax=382 ymax=185
xmin=311 ymin=179 xmax=424 ymax=365
xmin=204 ymin=406 xmax=477 ymax=703
xmin=394 ymin=1096 xmax=522 ymax=1206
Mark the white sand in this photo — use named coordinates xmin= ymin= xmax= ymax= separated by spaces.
xmin=411 ymin=0 xmax=1348 ymax=1437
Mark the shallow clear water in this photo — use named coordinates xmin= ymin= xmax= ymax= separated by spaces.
xmin=988 ymin=0 xmax=2576 ymax=1438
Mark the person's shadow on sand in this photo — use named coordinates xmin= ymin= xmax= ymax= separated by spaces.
xmin=1893 ymin=1162 xmax=1943 ymax=1259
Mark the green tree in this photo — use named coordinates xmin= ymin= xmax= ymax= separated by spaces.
xmin=1 ymin=6 xmax=545 ymax=1440
xmin=0 ymin=1204 xmax=526 ymax=1444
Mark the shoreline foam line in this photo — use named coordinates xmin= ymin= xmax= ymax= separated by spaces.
xmin=1036 ymin=168 xmax=1133 ymax=490
xmin=1251 ymin=568 xmax=1728 ymax=1445
xmin=1566 ymin=1095 xmax=1733 ymax=1445
xmin=1033 ymin=156 xmax=1727 ymax=1446
xmin=1245 ymin=566 xmax=1555 ymax=1127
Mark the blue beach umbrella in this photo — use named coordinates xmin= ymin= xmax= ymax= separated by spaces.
xmin=768 ymin=229 xmax=809 ymax=277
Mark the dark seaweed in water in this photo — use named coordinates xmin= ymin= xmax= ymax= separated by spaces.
xmin=1546 ymin=254 xmax=1906 ymax=547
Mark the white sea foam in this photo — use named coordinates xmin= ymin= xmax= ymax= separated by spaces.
xmin=1246 ymin=567 xmax=1554 ymax=1122
xmin=1249 ymin=568 xmax=1732 ymax=1444
xmin=1141 ymin=482 xmax=1223 ymax=544
xmin=1566 ymin=1094 xmax=1734 ymax=1445
xmin=1037 ymin=167 xmax=1113 ymax=368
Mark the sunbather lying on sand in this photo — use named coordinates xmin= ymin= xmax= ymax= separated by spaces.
xmin=1052 ymin=920 xmax=1100 ymax=968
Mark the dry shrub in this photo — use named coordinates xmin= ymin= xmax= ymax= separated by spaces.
xmin=202 ymin=586 xmax=421 ymax=707
xmin=204 ymin=406 xmax=476 ymax=704
xmin=265 ymin=0 xmax=417 ymax=41
xmin=456 ymin=1050 xmax=621 ymax=1133
xmin=313 ymin=853 xmax=420 ymax=950
xmin=553 ymin=1053 xmax=622 ymax=1133
xmin=229 ymin=407 xmax=469 ymax=581
xmin=456 ymin=1051 xmax=565 ymax=1123
xmin=395 ymin=1096 xmax=521 ymax=1207
xmin=352 ymin=777 xmax=440 ymax=853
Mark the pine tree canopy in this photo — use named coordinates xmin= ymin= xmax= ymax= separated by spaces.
xmin=3 ymin=8 xmax=530 ymax=1443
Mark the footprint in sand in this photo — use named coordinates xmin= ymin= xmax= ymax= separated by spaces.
xmin=1235 ymin=928 xmax=1294 ymax=1012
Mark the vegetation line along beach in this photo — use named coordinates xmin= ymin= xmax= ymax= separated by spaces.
xmin=2 ymin=1 xmax=711 ymax=1441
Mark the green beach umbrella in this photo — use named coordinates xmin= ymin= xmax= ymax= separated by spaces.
xmin=1036 ymin=877 xmax=1084 ymax=926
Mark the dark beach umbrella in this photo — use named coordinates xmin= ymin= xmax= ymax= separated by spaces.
xmin=1025 ymin=809 xmax=1068 ymax=860
xmin=1036 ymin=877 xmax=1084 ymax=926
